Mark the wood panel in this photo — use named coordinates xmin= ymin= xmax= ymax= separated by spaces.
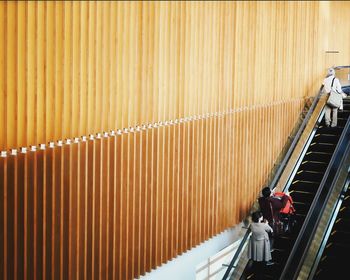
xmin=1 ymin=1 xmax=350 ymax=280
xmin=0 ymin=100 xmax=305 ymax=280
xmin=1 ymin=1 xmax=350 ymax=150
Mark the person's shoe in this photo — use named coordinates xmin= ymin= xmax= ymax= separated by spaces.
xmin=331 ymin=124 xmax=337 ymax=128
xmin=325 ymin=124 xmax=330 ymax=127
xmin=266 ymin=261 xmax=275 ymax=266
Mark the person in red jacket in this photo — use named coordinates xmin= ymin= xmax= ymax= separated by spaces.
xmin=258 ymin=187 xmax=289 ymax=228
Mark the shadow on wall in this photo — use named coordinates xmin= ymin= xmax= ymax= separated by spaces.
xmin=139 ymin=225 xmax=243 ymax=280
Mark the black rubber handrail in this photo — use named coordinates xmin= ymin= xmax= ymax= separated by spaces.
xmin=279 ymin=114 xmax=350 ymax=280
xmin=307 ymin=173 xmax=350 ymax=280
xmin=221 ymin=87 xmax=323 ymax=280
xmin=268 ymin=86 xmax=323 ymax=192
xmin=221 ymin=226 xmax=251 ymax=280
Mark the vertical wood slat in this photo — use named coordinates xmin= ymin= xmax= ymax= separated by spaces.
xmin=36 ymin=149 xmax=44 ymax=280
xmin=45 ymin=146 xmax=53 ymax=280
xmin=85 ymin=139 xmax=94 ymax=280
xmin=105 ymin=135 xmax=114 ymax=280
xmin=16 ymin=151 xmax=25 ymax=280
xmin=0 ymin=1 xmax=6 ymax=150
xmin=0 ymin=156 xmax=5 ymax=278
xmin=6 ymin=154 xmax=16 ymax=280
xmin=127 ymin=132 xmax=135 ymax=280
xmin=100 ymin=136 xmax=108 ymax=280
xmin=92 ymin=137 xmax=101 ymax=280
xmin=120 ymin=134 xmax=128 ymax=279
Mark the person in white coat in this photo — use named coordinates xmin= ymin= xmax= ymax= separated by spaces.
xmin=248 ymin=211 xmax=274 ymax=266
xmin=323 ymin=68 xmax=346 ymax=127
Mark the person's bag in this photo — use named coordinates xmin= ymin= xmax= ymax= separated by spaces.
xmin=327 ymin=90 xmax=342 ymax=108
xmin=326 ymin=77 xmax=343 ymax=108
xmin=272 ymin=220 xmax=284 ymax=236
xmin=280 ymin=213 xmax=297 ymax=234
xmin=269 ymin=201 xmax=283 ymax=236
xmin=273 ymin=192 xmax=296 ymax=215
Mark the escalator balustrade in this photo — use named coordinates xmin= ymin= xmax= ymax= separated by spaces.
xmin=313 ymin=182 xmax=350 ymax=280
xmin=239 ymin=98 xmax=350 ymax=280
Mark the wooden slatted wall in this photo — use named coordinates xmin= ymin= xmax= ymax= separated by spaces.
xmin=1 ymin=1 xmax=350 ymax=280
xmin=3 ymin=1 xmax=350 ymax=150
xmin=0 ymin=100 xmax=304 ymax=280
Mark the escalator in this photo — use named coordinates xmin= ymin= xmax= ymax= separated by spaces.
xmin=236 ymin=98 xmax=350 ymax=280
xmin=311 ymin=177 xmax=350 ymax=279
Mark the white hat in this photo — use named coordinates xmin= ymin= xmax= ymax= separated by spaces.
xmin=327 ymin=68 xmax=335 ymax=77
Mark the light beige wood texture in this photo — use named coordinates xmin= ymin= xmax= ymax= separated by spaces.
xmin=2 ymin=1 xmax=350 ymax=149
xmin=1 ymin=1 xmax=350 ymax=280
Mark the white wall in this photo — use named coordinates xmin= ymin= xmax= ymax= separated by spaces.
xmin=138 ymin=223 xmax=244 ymax=280
xmin=195 ymin=239 xmax=242 ymax=280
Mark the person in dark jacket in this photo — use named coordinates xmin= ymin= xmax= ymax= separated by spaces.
xmin=248 ymin=211 xmax=273 ymax=263
xmin=258 ymin=187 xmax=289 ymax=227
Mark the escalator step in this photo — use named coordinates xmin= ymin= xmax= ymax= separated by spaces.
xmin=323 ymin=242 xmax=350 ymax=256
xmin=289 ymin=219 xmax=303 ymax=234
xmin=270 ymin=250 xmax=289 ymax=265
xmin=291 ymin=202 xmax=311 ymax=215
xmin=245 ymin=263 xmax=284 ymax=280
xmin=289 ymin=191 xmax=314 ymax=204
xmin=327 ymin=231 xmax=350 ymax=245
xmin=331 ymin=217 xmax=350 ymax=231
xmin=337 ymin=207 xmax=350 ymax=218
xmin=337 ymin=118 xmax=348 ymax=127
xmin=314 ymin=267 xmax=346 ymax=280
xmin=293 ymin=170 xmax=324 ymax=182
xmin=341 ymin=197 xmax=350 ymax=206
xmin=299 ymin=160 xmax=328 ymax=172
xmin=308 ymin=142 xmax=336 ymax=153
xmin=315 ymin=126 xmax=343 ymax=135
xmin=273 ymin=236 xmax=295 ymax=250
xmin=303 ymin=151 xmax=332 ymax=162
xmin=338 ymin=110 xmax=350 ymax=118
xmin=313 ymin=134 xmax=339 ymax=144
xmin=317 ymin=255 xmax=348 ymax=269
xmin=289 ymin=181 xmax=320 ymax=192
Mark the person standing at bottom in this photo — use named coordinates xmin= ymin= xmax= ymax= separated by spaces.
xmin=248 ymin=211 xmax=274 ymax=273
xmin=323 ymin=68 xmax=346 ymax=127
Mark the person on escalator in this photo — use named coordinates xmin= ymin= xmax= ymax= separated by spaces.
xmin=248 ymin=211 xmax=274 ymax=267
xmin=258 ymin=187 xmax=289 ymax=230
xmin=322 ymin=67 xmax=346 ymax=127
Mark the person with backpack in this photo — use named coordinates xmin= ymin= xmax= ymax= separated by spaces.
xmin=323 ymin=68 xmax=346 ymax=127
xmin=258 ymin=187 xmax=289 ymax=231
xmin=273 ymin=191 xmax=296 ymax=234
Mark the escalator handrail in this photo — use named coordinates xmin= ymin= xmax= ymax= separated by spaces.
xmin=221 ymin=88 xmax=323 ymax=280
xmin=307 ymin=174 xmax=350 ymax=280
xmin=221 ymin=226 xmax=251 ymax=280
xmin=269 ymin=86 xmax=323 ymax=192
xmin=279 ymin=112 xmax=350 ymax=280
